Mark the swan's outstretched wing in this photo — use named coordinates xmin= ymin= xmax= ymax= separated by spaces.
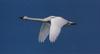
xmin=49 ymin=17 xmax=67 ymax=43
xmin=39 ymin=23 xmax=50 ymax=43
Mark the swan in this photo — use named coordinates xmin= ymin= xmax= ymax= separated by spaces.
xmin=20 ymin=16 xmax=76 ymax=43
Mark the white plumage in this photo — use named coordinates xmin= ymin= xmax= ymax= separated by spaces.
xmin=20 ymin=16 xmax=76 ymax=43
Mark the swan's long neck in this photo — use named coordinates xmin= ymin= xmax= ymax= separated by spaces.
xmin=22 ymin=16 xmax=46 ymax=22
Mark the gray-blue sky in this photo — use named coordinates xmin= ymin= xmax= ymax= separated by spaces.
xmin=0 ymin=0 xmax=100 ymax=54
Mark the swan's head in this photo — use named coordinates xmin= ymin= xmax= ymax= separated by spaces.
xmin=19 ymin=16 xmax=30 ymax=20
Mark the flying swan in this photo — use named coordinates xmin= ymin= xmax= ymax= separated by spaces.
xmin=20 ymin=16 xmax=76 ymax=43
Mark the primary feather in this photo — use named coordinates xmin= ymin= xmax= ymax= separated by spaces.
xmin=39 ymin=23 xmax=50 ymax=43
xmin=49 ymin=17 xmax=67 ymax=42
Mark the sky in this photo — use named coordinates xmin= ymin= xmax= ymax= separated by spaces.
xmin=0 ymin=0 xmax=100 ymax=54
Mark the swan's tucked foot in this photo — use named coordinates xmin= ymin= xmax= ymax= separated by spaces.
xmin=70 ymin=22 xmax=77 ymax=25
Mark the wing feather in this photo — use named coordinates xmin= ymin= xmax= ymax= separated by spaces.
xmin=39 ymin=23 xmax=50 ymax=43
xmin=49 ymin=17 xmax=67 ymax=42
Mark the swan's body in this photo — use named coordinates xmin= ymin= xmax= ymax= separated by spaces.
xmin=20 ymin=16 xmax=76 ymax=43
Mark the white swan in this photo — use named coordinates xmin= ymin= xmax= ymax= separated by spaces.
xmin=20 ymin=16 xmax=76 ymax=43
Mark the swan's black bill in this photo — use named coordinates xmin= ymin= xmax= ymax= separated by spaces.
xmin=19 ymin=16 xmax=24 ymax=19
